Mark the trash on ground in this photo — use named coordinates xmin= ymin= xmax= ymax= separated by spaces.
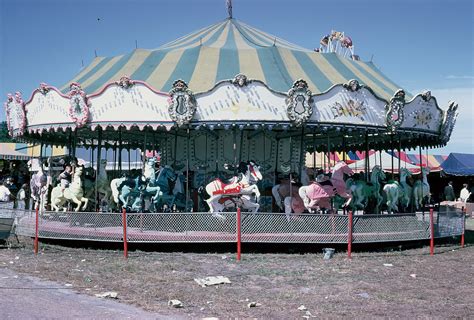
xmin=323 ymin=248 xmax=335 ymax=260
xmin=194 ymin=276 xmax=231 ymax=287
xmin=168 ymin=299 xmax=183 ymax=308
xmin=383 ymin=263 xmax=393 ymax=267
xmin=247 ymin=302 xmax=262 ymax=308
xmin=95 ymin=291 xmax=118 ymax=299
xmin=410 ymin=274 xmax=417 ymax=278
xmin=298 ymin=305 xmax=307 ymax=311
xmin=356 ymin=292 xmax=370 ymax=299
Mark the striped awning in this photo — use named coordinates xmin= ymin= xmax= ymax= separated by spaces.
xmin=61 ymin=19 xmax=405 ymax=100
xmin=391 ymin=151 xmax=447 ymax=171
xmin=305 ymin=150 xmax=376 ymax=168
xmin=0 ymin=143 xmax=66 ymax=160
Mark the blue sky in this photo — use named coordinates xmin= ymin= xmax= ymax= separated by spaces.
xmin=1 ymin=0 xmax=472 ymax=153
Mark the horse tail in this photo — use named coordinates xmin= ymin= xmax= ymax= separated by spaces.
xmin=197 ymin=186 xmax=210 ymax=211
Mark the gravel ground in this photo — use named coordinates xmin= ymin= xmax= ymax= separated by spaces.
xmin=0 ymin=220 xmax=472 ymax=319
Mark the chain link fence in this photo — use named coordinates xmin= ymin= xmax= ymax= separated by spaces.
xmin=3 ymin=206 xmax=465 ymax=245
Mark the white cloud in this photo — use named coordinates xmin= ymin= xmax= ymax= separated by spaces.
xmin=425 ymin=87 xmax=474 ymax=154
xmin=446 ymin=75 xmax=474 ymax=80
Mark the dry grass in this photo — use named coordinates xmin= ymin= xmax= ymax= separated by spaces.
xmin=1 ymin=235 xmax=473 ymax=318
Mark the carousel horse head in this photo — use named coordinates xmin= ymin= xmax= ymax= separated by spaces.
xmin=244 ymin=160 xmax=263 ymax=182
xmin=332 ymin=161 xmax=354 ymax=178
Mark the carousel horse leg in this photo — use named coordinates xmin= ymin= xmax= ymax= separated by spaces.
xmin=283 ymin=197 xmax=292 ymax=221
xmin=271 ymin=185 xmax=283 ymax=211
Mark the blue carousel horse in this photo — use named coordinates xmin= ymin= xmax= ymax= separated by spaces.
xmin=153 ymin=165 xmax=193 ymax=212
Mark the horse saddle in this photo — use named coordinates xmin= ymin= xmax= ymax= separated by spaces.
xmin=212 ymin=177 xmax=243 ymax=196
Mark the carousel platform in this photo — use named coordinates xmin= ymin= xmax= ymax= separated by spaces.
xmin=5 ymin=208 xmax=465 ymax=245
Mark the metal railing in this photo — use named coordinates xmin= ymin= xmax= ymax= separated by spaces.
xmin=4 ymin=207 xmax=464 ymax=245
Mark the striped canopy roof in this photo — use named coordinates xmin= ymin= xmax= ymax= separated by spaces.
xmin=61 ymin=18 xmax=404 ymax=100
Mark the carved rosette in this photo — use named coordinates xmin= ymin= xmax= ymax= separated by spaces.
xmin=285 ymin=79 xmax=313 ymax=126
xmin=168 ymin=79 xmax=197 ymax=127
xmin=38 ymin=82 xmax=50 ymax=95
xmin=385 ymin=89 xmax=406 ymax=132
xmin=440 ymin=101 xmax=458 ymax=143
xmin=115 ymin=75 xmax=135 ymax=89
xmin=421 ymin=90 xmax=432 ymax=102
xmin=342 ymin=79 xmax=361 ymax=92
xmin=68 ymin=82 xmax=90 ymax=128
xmin=4 ymin=92 xmax=26 ymax=137
xmin=232 ymin=73 xmax=251 ymax=87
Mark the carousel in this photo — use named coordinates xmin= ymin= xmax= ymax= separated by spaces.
xmin=3 ymin=6 xmax=463 ymax=245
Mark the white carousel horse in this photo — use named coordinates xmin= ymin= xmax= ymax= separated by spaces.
xmin=202 ymin=161 xmax=262 ymax=215
xmin=347 ymin=165 xmax=386 ymax=213
xmin=299 ymin=161 xmax=354 ymax=213
xmin=50 ymin=166 xmax=89 ymax=212
xmin=413 ymin=167 xmax=430 ymax=210
xmin=382 ymin=181 xmax=399 ymax=214
xmin=382 ymin=167 xmax=412 ymax=214
xmin=29 ymin=159 xmax=49 ymax=210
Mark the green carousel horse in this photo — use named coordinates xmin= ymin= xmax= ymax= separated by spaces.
xmin=346 ymin=165 xmax=386 ymax=214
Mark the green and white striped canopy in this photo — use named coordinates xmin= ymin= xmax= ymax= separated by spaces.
xmin=62 ymin=18 xmax=403 ymax=100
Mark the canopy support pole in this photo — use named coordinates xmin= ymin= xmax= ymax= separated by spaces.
xmin=95 ymin=128 xmax=102 ymax=212
xmin=391 ymin=134 xmax=394 ymax=180
xmin=398 ymin=135 xmax=401 ymax=174
xmin=143 ymin=128 xmax=148 ymax=170
xmin=365 ymin=132 xmax=369 ymax=182
xmin=186 ymin=127 xmax=190 ymax=212
xmin=313 ymin=128 xmax=317 ymax=179
xmin=298 ymin=127 xmax=305 ymax=182
xmin=118 ymin=127 xmax=122 ymax=175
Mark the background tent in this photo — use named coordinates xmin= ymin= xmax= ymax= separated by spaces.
xmin=348 ymin=151 xmax=422 ymax=173
xmin=391 ymin=151 xmax=447 ymax=172
xmin=441 ymin=153 xmax=474 ymax=176
xmin=305 ymin=151 xmax=375 ymax=169
xmin=0 ymin=143 xmax=66 ymax=160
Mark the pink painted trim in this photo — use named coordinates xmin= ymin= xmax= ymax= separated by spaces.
xmin=88 ymin=80 xmax=170 ymax=98
xmin=4 ymin=92 xmax=26 ymax=137
xmin=24 ymin=85 xmax=69 ymax=105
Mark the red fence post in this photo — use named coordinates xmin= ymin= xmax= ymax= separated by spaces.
xmin=34 ymin=207 xmax=39 ymax=255
xmin=347 ymin=210 xmax=353 ymax=259
xmin=429 ymin=208 xmax=434 ymax=256
xmin=236 ymin=208 xmax=241 ymax=261
xmin=122 ymin=208 xmax=128 ymax=259
xmin=461 ymin=207 xmax=465 ymax=248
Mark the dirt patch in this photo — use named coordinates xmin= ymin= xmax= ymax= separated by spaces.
xmin=1 ymin=235 xmax=473 ymax=318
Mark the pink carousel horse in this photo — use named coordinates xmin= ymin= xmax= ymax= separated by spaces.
xmin=299 ymin=161 xmax=354 ymax=213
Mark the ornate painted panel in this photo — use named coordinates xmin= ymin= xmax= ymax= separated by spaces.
xmin=195 ymin=81 xmax=287 ymax=122
xmin=88 ymin=83 xmax=170 ymax=124
xmin=25 ymin=89 xmax=71 ymax=128
xmin=311 ymin=82 xmax=386 ymax=126
xmin=401 ymin=91 xmax=443 ymax=132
